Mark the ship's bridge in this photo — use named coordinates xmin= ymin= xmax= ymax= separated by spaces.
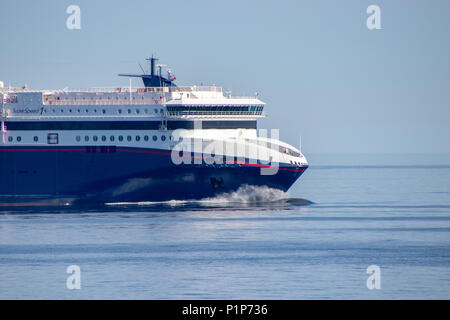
xmin=165 ymin=86 xmax=265 ymax=119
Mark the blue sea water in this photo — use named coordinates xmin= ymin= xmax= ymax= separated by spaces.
xmin=0 ymin=154 xmax=449 ymax=299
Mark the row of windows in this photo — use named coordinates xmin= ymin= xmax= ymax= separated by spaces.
xmin=43 ymin=108 xmax=164 ymax=114
xmin=167 ymin=106 xmax=263 ymax=112
xmin=48 ymin=95 xmax=151 ymax=101
xmin=166 ymin=106 xmax=264 ymax=116
xmin=75 ymin=135 xmax=170 ymax=142
xmin=8 ymin=135 xmax=41 ymax=142
xmin=6 ymin=134 xmax=171 ymax=143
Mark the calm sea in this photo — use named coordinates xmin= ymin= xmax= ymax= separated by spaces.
xmin=1 ymin=154 xmax=449 ymax=299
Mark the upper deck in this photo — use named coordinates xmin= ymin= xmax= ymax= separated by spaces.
xmin=0 ymin=85 xmax=265 ymax=120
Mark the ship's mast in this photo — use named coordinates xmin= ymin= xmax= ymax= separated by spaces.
xmin=118 ymin=56 xmax=176 ymax=88
xmin=146 ymin=56 xmax=158 ymax=77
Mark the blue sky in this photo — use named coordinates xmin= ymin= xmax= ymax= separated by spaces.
xmin=1 ymin=0 xmax=449 ymax=154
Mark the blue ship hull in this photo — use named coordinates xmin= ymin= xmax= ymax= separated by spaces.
xmin=0 ymin=146 xmax=307 ymax=206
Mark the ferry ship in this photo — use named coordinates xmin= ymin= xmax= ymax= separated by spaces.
xmin=0 ymin=57 xmax=308 ymax=205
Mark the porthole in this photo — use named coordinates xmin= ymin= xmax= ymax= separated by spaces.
xmin=93 ymin=136 xmax=98 ymax=142
xmin=154 ymin=109 xmax=158 ymax=114
xmin=144 ymin=135 xmax=149 ymax=141
xmin=144 ymin=109 xmax=148 ymax=114
xmin=34 ymin=136 xmax=39 ymax=142
xmin=76 ymin=136 xmax=81 ymax=142
xmin=118 ymin=136 xmax=123 ymax=142
xmin=102 ymin=109 xmax=106 ymax=114
xmin=110 ymin=136 xmax=115 ymax=142
xmin=127 ymin=136 xmax=132 ymax=141
xmin=152 ymin=135 xmax=157 ymax=141
xmin=136 ymin=135 xmax=140 ymax=141
xmin=8 ymin=136 xmax=13 ymax=142
xmin=136 ymin=109 xmax=140 ymax=114
xmin=101 ymin=136 xmax=106 ymax=142
xmin=161 ymin=135 xmax=166 ymax=141
xmin=118 ymin=109 xmax=122 ymax=114
xmin=127 ymin=109 xmax=131 ymax=114
xmin=84 ymin=136 xmax=89 ymax=142
xmin=17 ymin=136 xmax=22 ymax=142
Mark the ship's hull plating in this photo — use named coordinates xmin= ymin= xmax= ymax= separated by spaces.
xmin=0 ymin=146 xmax=307 ymax=206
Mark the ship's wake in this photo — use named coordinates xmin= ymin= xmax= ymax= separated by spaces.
xmin=106 ymin=185 xmax=313 ymax=209
xmin=198 ymin=184 xmax=290 ymax=205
